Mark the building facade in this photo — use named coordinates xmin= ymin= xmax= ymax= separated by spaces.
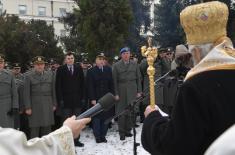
xmin=0 ymin=0 xmax=77 ymax=37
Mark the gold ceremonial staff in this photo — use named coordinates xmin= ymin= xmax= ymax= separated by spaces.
xmin=141 ymin=37 xmax=158 ymax=109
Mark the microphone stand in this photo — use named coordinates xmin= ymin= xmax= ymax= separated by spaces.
xmin=104 ymin=71 xmax=172 ymax=155
xmin=130 ymin=95 xmax=145 ymax=155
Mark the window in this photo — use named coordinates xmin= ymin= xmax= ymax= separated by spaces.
xmin=59 ymin=8 xmax=66 ymax=17
xmin=60 ymin=29 xmax=66 ymax=37
xmin=19 ymin=5 xmax=27 ymax=15
xmin=38 ymin=6 xmax=46 ymax=16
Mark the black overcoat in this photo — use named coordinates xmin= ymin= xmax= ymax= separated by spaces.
xmin=56 ymin=64 xmax=84 ymax=108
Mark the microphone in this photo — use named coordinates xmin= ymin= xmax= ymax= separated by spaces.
xmin=153 ymin=70 xmax=173 ymax=85
xmin=76 ymin=93 xmax=115 ymax=119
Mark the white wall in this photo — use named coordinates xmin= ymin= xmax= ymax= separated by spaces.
xmin=1 ymin=0 xmax=78 ymax=37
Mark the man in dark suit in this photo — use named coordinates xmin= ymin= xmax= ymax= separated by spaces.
xmin=87 ymin=53 xmax=114 ymax=143
xmin=55 ymin=52 xmax=84 ymax=147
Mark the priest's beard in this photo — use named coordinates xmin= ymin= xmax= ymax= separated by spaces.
xmin=188 ymin=43 xmax=213 ymax=66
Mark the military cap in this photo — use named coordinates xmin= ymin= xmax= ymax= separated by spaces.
xmin=12 ymin=63 xmax=21 ymax=69
xmin=32 ymin=56 xmax=46 ymax=64
xmin=120 ymin=47 xmax=130 ymax=54
xmin=82 ymin=58 xmax=89 ymax=64
xmin=96 ymin=52 xmax=106 ymax=59
xmin=0 ymin=53 xmax=5 ymax=62
xmin=49 ymin=58 xmax=58 ymax=65
xmin=166 ymin=47 xmax=174 ymax=53
xmin=158 ymin=48 xmax=167 ymax=53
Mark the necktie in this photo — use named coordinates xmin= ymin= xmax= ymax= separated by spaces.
xmin=69 ymin=66 xmax=73 ymax=75
xmin=99 ymin=67 xmax=103 ymax=72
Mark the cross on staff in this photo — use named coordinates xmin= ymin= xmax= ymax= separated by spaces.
xmin=141 ymin=37 xmax=158 ymax=109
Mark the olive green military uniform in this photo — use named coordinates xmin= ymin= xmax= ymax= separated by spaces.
xmin=0 ymin=69 xmax=18 ymax=128
xmin=24 ymin=70 xmax=56 ymax=138
xmin=161 ymin=58 xmax=172 ymax=75
xmin=113 ymin=59 xmax=142 ymax=136
xmin=14 ymin=73 xmax=24 ymax=129
xmin=13 ymin=64 xmax=28 ymax=112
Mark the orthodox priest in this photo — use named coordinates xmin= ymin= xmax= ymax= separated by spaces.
xmin=141 ymin=1 xmax=235 ymax=155
xmin=0 ymin=116 xmax=91 ymax=155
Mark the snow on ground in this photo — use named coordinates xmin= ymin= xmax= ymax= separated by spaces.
xmin=76 ymin=122 xmax=150 ymax=155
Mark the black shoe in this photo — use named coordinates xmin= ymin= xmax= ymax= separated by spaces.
xmin=95 ymin=138 xmax=103 ymax=143
xmin=140 ymin=119 xmax=144 ymax=123
xmin=75 ymin=141 xmax=84 ymax=147
xmin=108 ymin=122 xmax=112 ymax=129
xmin=101 ymin=137 xmax=107 ymax=143
xmin=120 ymin=135 xmax=125 ymax=141
xmin=125 ymin=133 xmax=133 ymax=137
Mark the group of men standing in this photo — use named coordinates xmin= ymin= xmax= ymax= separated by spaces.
xmin=0 ymin=41 xmax=182 ymax=146
xmin=0 ymin=53 xmax=85 ymax=146
xmin=2 ymin=1 xmax=235 ymax=155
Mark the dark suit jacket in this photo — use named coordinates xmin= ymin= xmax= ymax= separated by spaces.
xmin=56 ymin=64 xmax=84 ymax=108
xmin=87 ymin=65 xmax=114 ymax=118
xmin=87 ymin=66 xmax=114 ymax=101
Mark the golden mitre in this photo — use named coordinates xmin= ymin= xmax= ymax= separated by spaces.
xmin=180 ymin=1 xmax=228 ymax=45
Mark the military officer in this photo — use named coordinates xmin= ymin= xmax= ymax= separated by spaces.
xmin=12 ymin=63 xmax=24 ymax=81
xmin=23 ymin=61 xmax=34 ymax=78
xmin=48 ymin=58 xmax=63 ymax=131
xmin=24 ymin=56 xmax=56 ymax=138
xmin=112 ymin=47 xmax=142 ymax=141
xmin=79 ymin=58 xmax=92 ymax=113
xmin=11 ymin=63 xmax=25 ymax=130
xmin=87 ymin=53 xmax=114 ymax=143
xmin=130 ymin=53 xmax=138 ymax=63
xmin=0 ymin=54 xmax=18 ymax=128
xmin=48 ymin=58 xmax=60 ymax=72
xmin=162 ymin=47 xmax=174 ymax=74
